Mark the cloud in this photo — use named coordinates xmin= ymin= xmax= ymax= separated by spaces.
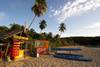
xmin=10 ymin=1 xmax=24 ymax=8
xmin=60 ymin=27 xmax=100 ymax=37
xmin=86 ymin=23 xmax=100 ymax=28
xmin=50 ymin=6 xmax=52 ymax=9
xmin=50 ymin=0 xmax=100 ymax=23
xmin=54 ymin=10 xmax=61 ymax=16
xmin=0 ymin=12 xmax=7 ymax=22
xmin=49 ymin=15 xmax=52 ymax=18
xmin=51 ymin=9 xmax=55 ymax=12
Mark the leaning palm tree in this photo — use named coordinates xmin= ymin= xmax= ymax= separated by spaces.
xmin=26 ymin=0 xmax=48 ymax=33
xmin=39 ymin=20 xmax=47 ymax=33
xmin=59 ymin=23 xmax=66 ymax=37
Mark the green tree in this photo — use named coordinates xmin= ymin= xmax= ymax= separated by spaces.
xmin=26 ymin=0 xmax=48 ymax=32
xmin=54 ymin=34 xmax=60 ymax=42
xmin=42 ymin=32 xmax=48 ymax=37
xmin=21 ymin=25 xmax=24 ymax=30
xmin=28 ymin=28 xmax=35 ymax=38
xmin=0 ymin=26 xmax=9 ymax=33
xmin=40 ymin=33 xmax=46 ymax=40
xmin=59 ymin=23 xmax=66 ymax=37
xmin=39 ymin=20 xmax=47 ymax=33
xmin=9 ymin=23 xmax=21 ymax=31
xmin=47 ymin=32 xmax=53 ymax=41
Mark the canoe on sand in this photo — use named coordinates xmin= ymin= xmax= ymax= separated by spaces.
xmin=53 ymin=55 xmax=92 ymax=61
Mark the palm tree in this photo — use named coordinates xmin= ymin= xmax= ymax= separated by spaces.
xmin=47 ymin=32 xmax=53 ymax=41
xmin=59 ymin=23 xmax=66 ymax=37
xmin=26 ymin=0 xmax=48 ymax=33
xmin=39 ymin=20 xmax=47 ymax=33
xmin=54 ymin=34 xmax=60 ymax=42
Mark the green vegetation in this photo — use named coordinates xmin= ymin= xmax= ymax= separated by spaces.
xmin=59 ymin=23 xmax=66 ymax=37
xmin=1 ymin=24 xmax=100 ymax=53
xmin=64 ymin=37 xmax=100 ymax=46
xmin=1 ymin=23 xmax=100 ymax=48
xmin=0 ymin=23 xmax=76 ymax=48
xmin=39 ymin=20 xmax=47 ymax=33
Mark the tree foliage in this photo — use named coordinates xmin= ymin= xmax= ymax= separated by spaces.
xmin=9 ymin=23 xmax=21 ymax=31
xmin=39 ymin=20 xmax=47 ymax=33
xmin=59 ymin=23 xmax=66 ymax=36
xmin=1 ymin=23 xmax=100 ymax=49
xmin=0 ymin=26 xmax=9 ymax=33
xmin=31 ymin=0 xmax=48 ymax=17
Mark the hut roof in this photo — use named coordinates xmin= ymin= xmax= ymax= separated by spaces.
xmin=0 ymin=31 xmax=23 ymax=40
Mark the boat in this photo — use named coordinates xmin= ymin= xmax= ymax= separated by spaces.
xmin=52 ymin=48 xmax=82 ymax=51
xmin=53 ymin=55 xmax=92 ymax=61
xmin=56 ymin=53 xmax=84 ymax=57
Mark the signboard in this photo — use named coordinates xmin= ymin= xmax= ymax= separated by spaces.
xmin=12 ymin=44 xmax=19 ymax=57
xmin=13 ymin=35 xmax=29 ymax=40
xmin=35 ymin=40 xmax=48 ymax=48
xmin=13 ymin=42 xmax=20 ymax=44
xmin=35 ymin=40 xmax=49 ymax=54
xmin=36 ymin=48 xmax=47 ymax=54
xmin=13 ymin=42 xmax=24 ymax=44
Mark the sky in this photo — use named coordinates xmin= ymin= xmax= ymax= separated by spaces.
xmin=0 ymin=0 xmax=100 ymax=37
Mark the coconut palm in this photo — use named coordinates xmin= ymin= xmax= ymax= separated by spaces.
xmin=59 ymin=23 xmax=66 ymax=37
xmin=54 ymin=34 xmax=60 ymax=41
xmin=26 ymin=0 xmax=48 ymax=32
xmin=39 ymin=20 xmax=47 ymax=33
xmin=47 ymin=32 xmax=53 ymax=39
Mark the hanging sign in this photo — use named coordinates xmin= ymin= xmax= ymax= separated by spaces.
xmin=13 ymin=35 xmax=29 ymax=40
xmin=35 ymin=40 xmax=48 ymax=48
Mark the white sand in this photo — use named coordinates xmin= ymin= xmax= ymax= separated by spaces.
xmin=0 ymin=46 xmax=100 ymax=67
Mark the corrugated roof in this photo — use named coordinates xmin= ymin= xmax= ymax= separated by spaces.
xmin=0 ymin=30 xmax=23 ymax=40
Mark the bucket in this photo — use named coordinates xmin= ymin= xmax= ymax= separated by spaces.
xmin=37 ymin=53 xmax=39 ymax=57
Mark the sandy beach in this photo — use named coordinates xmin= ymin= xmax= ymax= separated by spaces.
xmin=0 ymin=46 xmax=100 ymax=67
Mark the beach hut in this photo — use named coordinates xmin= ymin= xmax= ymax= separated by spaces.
xmin=0 ymin=30 xmax=31 ymax=61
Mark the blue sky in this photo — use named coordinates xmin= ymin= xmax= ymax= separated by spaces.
xmin=0 ymin=0 xmax=100 ymax=37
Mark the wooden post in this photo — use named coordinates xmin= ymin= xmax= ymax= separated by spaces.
xmin=0 ymin=48 xmax=2 ymax=52
xmin=1 ymin=48 xmax=6 ymax=58
xmin=49 ymin=43 xmax=51 ymax=54
xmin=5 ymin=41 xmax=10 ymax=58
xmin=24 ymin=43 xmax=27 ymax=58
xmin=30 ymin=45 xmax=32 ymax=55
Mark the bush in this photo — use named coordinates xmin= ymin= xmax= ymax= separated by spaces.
xmin=49 ymin=42 xmax=56 ymax=48
xmin=61 ymin=40 xmax=68 ymax=46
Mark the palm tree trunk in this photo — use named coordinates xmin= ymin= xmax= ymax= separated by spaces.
xmin=60 ymin=32 xmax=62 ymax=37
xmin=26 ymin=15 xmax=36 ymax=33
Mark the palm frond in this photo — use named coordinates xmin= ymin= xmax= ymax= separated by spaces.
xmin=32 ymin=0 xmax=48 ymax=17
